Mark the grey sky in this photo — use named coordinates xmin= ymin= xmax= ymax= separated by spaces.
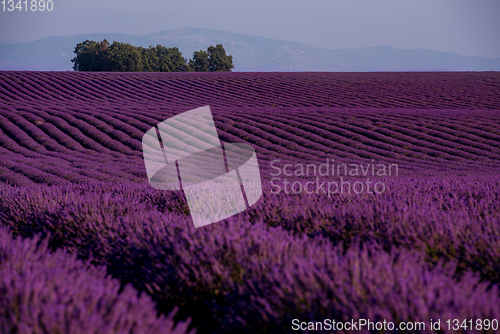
xmin=1 ymin=0 xmax=499 ymax=57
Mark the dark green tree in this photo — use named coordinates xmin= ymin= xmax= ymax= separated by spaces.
xmin=207 ymin=44 xmax=233 ymax=72
xmin=189 ymin=50 xmax=209 ymax=72
xmin=72 ymin=39 xmax=143 ymax=72
xmin=151 ymin=45 xmax=189 ymax=72
xmin=71 ymin=39 xmax=110 ymax=71
xmin=105 ymin=41 xmax=143 ymax=72
xmin=141 ymin=46 xmax=159 ymax=72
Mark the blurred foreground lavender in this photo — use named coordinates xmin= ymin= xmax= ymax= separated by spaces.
xmin=1 ymin=176 xmax=500 ymax=333
xmin=0 ymin=227 xmax=193 ymax=334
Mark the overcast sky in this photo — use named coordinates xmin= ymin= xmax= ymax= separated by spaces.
xmin=1 ymin=0 xmax=499 ymax=57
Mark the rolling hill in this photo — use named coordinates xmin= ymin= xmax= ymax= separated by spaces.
xmin=1 ymin=27 xmax=500 ymax=71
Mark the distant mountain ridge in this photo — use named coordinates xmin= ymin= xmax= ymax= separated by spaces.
xmin=1 ymin=27 xmax=499 ymax=71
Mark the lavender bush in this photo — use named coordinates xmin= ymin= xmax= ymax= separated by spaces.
xmin=0 ymin=227 xmax=193 ymax=334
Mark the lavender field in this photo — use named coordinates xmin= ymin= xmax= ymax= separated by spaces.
xmin=1 ymin=71 xmax=500 ymax=333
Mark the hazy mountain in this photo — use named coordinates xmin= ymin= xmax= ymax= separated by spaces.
xmin=1 ymin=27 xmax=499 ymax=71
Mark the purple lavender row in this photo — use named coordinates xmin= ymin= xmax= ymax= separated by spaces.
xmin=1 ymin=72 xmax=499 ymax=108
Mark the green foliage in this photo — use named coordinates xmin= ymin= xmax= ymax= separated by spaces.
xmin=188 ymin=45 xmax=234 ymax=72
xmin=71 ymin=40 xmax=142 ymax=72
xmin=207 ymin=44 xmax=234 ymax=72
xmin=142 ymin=45 xmax=190 ymax=72
xmin=189 ymin=50 xmax=209 ymax=72
xmin=72 ymin=40 xmax=233 ymax=72
xmin=71 ymin=39 xmax=111 ymax=71
xmin=106 ymin=42 xmax=144 ymax=72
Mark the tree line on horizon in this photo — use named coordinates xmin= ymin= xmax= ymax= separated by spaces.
xmin=71 ymin=39 xmax=234 ymax=72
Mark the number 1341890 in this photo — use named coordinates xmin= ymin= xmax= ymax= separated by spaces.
xmin=2 ymin=0 xmax=53 ymax=11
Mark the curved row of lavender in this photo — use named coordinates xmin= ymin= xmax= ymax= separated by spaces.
xmin=0 ymin=71 xmax=499 ymax=333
